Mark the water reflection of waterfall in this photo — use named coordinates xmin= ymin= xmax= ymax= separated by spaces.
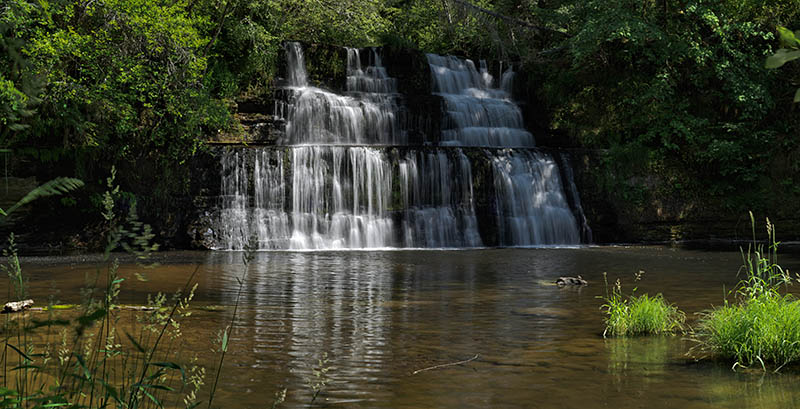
xmin=212 ymin=42 xmax=585 ymax=250
xmin=204 ymin=251 xmax=394 ymax=405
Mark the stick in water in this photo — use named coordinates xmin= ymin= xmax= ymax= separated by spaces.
xmin=412 ymin=354 xmax=479 ymax=375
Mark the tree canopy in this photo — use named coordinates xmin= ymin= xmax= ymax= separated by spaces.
xmin=1 ymin=0 xmax=798 ymax=235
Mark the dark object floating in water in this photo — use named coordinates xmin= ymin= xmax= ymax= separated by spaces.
xmin=555 ymin=276 xmax=587 ymax=286
xmin=2 ymin=299 xmax=34 ymax=313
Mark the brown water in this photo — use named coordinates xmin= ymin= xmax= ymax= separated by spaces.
xmin=16 ymin=246 xmax=800 ymax=408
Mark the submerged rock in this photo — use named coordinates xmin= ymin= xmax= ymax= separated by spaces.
xmin=555 ymin=276 xmax=587 ymax=286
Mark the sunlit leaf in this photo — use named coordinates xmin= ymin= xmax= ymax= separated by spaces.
xmin=778 ymin=26 xmax=800 ymax=47
xmin=765 ymin=49 xmax=800 ymax=69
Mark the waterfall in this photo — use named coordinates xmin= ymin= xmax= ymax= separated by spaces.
xmin=210 ymin=43 xmax=587 ymax=250
xmin=285 ymin=42 xmax=308 ymax=87
xmin=426 ymin=54 xmax=534 ymax=147
xmin=211 ymin=146 xmax=485 ymax=250
xmin=289 ymin=146 xmax=395 ymax=249
xmin=500 ymin=66 xmax=514 ymax=94
xmin=398 ymin=150 xmax=482 ymax=248
xmin=280 ymin=46 xmax=404 ymax=145
xmin=213 ymin=149 xmax=291 ymax=250
xmin=216 ymin=150 xmax=250 ymax=250
xmin=490 ymin=150 xmax=580 ymax=245
xmin=427 ymin=53 xmax=580 ymax=245
xmin=557 ymin=152 xmax=593 ymax=243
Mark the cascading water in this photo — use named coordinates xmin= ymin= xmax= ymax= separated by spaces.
xmin=279 ymin=44 xmax=404 ymax=145
xmin=398 ymin=150 xmax=482 ymax=248
xmin=212 ymin=145 xmax=484 ymax=250
xmin=426 ymin=54 xmax=534 ymax=147
xmin=556 ymin=152 xmax=593 ymax=243
xmin=490 ymin=150 xmax=580 ymax=245
xmin=215 ymin=149 xmax=290 ymax=250
xmin=289 ymin=146 xmax=394 ymax=249
xmin=210 ymin=42 xmax=586 ymax=250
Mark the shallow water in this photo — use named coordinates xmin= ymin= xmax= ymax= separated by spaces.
xmin=15 ymin=247 xmax=800 ymax=408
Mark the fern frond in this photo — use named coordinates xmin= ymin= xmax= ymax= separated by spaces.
xmin=2 ymin=177 xmax=84 ymax=216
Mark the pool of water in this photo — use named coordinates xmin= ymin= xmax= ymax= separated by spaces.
xmin=14 ymin=246 xmax=800 ymax=408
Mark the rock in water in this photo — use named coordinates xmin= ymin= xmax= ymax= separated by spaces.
xmin=555 ymin=276 xmax=587 ymax=286
xmin=2 ymin=299 xmax=34 ymax=313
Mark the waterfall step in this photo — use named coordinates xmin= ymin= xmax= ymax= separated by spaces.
xmin=196 ymin=42 xmax=587 ymax=250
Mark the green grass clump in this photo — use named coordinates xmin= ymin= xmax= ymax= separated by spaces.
xmin=601 ymin=271 xmax=685 ymax=337
xmin=695 ymin=293 xmax=800 ymax=369
xmin=693 ymin=214 xmax=800 ymax=370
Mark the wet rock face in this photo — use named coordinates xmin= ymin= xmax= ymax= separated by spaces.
xmin=186 ymin=210 xmax=217 ymax=249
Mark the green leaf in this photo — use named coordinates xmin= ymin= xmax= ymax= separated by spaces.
xmin=794 ymin=88 xmax=800 ymax=103
xmin=75 ymin=354 xmax=92 ymax=380
xmin=133 ymin=383 xmax=174 ymax=392
xmin=6 ymin=343 xmax=32 ymax=361
xmin=125 ymin=331 xmax=147 ymax=353
xmin=778 ymin=26 xmax=800 ymax=48
xmin=142 ymin=389 xmax=163 ymax=408
xmin=221 ymin=328 xmax=229 ymax=352
xmin=10 ymin=364 xmax=42 ymax=371
xmin=145 ymin=368 xmax=165 ymax=381
xmin=4 ymin=177 xmax=84 ymax=216
xmin=765 ymin=49 xmax=800 ymax=69
xmin=101 ymin=381 xmax=122 ymax=403
xmin=152 ymin=361 xmax=186 ymax=383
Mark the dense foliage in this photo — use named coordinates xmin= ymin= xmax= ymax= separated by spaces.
xmin=531 ymin=0 xmax=799 ymax=214
xmin=1 ymin=0 xmax=798 ymax=244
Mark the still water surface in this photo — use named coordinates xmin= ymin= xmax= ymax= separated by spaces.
xmin=19 ymin=247 xmax=800 ymax=408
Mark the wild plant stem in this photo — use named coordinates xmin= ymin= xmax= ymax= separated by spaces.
xmin=127 ymin=263 xmax=200 ymax=408
xmin=208 ymin=256 xmax=250 ymax=409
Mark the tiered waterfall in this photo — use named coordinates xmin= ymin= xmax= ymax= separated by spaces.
xmin=211 ymin=43 xmax=585 ymax=250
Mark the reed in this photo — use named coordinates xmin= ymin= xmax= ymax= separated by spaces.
xmin=693 ymin=213 xmax=800 ymax=370
xmin=1 ymin=173 xmax=205 ymax=408
xmin=601 ymin=271 xmax=685 ymax=337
